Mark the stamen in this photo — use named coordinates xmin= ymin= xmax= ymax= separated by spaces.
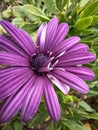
xmin=38 ymin=67 xmax=53 ymax=72
xmin=52 ymin=60 xmax=59 ymax=68
xmin=55 ymin=51 xmax=65 ymax=59
xmin=55 ymin=67 xmax=65 ymax=71
xmin=47 ymin=51 xmax=53 ymax=56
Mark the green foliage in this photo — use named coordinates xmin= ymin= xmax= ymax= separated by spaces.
xmin=62 ymin=119 xmax=88 ymax=130
xmin=75 ymin=17 xmax=93 ymax=30
xmin=80 ymin=0 xmax=98 ymax=18
xmin=13 ymin=4 xmax=49 ymax=22
xmin=44 ymin=0 xmax=59 ymax=14
xmin=91 ymin=15 xmax=98 ymax=26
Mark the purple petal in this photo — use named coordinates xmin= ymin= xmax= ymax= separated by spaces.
xmin=39 ymin=24 xmax=47 ymax=52
xmin=57 ymin=52 xmax=96 ymax=66
xmin=19 ymin=28 xmax=35 ymax=50
xmin=47 ymin=74 xmax=70 ymax=94
xmin=0 ymin=52 xmax=30 ymax=66
xmin=0 ymin=35 xmax=28 ymax=58
xmin=51 ymin=23 xmax=69 ymax=51
xmin=45 ymin=18 xmax=58 ymax=51
xmin=0 ymin=20 xmax=35 ymax=56
xmin=54 ymin=36 xmax=80 ymax=55
xmin=0 ymin=68 xmax=33 ymax=100
xmin=66 ymin=43 xmax=89 ymax=54
xmin=37 ymin=23 xmax=47 ymax=46
xmin=0 ymin=67 xmax=18 ymax=75
xmin=52 ymin=69 xmax=89 ymax=94
xmin=0 ymin=67 xmax=24 ymax=82
xmin=0 ymin=76 xmax=34 ymax=123
xmin=64 ymin=66 xmax=95 ymax=81
xmin=44 ymin=77 xmax=61 ymax=121
xmin=21 ymin=76 xmax=43 ymax=122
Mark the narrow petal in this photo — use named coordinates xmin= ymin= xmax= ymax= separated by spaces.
xmin=21 ymin=76 xmax=43 ymax=122
xmin=0 ymin=35 xmax=28 ymax=58
xmin=0 ymin=67 xmax=18 ymax=75
xmin=0 ymin=76 xmax=34 ymax=123
xmin=52 ymin=69 xmax=89 ymax=94
xmin=66 ymin=43 xmax=89 ymax=54
xmin=37 ymin=23 xmax=47 ymax=46
xmin=65 ymin=66 xmax=95 ymax=81
xmin=19 ymin=28 xmax=36 ymax=51
xmin=40 ymin=24 xmax=47 ymax=52
xmin=51 ymin=23 xmax=69 ymax=50
xmin=0 ymin=20 xmax=35 ymax=55
xmin=47 ymin=74 xmax=70 ymax=94
xmin=54 ymin=36 xmax=80 ymax=55
xmin=0 ymin=68 xmax=33 ymax=100
xmin=57 ymin=52 xmax=96 ymax=66
xmin=44 ymin=77 xmax=61 ymax=121
xmin=0 ymin=67 xmax=25 ymax=82
xmin=0 ymin=52 xmax=30 ymax=66
xmin=45 ymin=18 xmax=58 ymax=51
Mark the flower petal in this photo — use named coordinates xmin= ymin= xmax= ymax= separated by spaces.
xmin=0 ymin=52 xmax=30 ymax=66
xmin=44 ymin=77 xmax=61 ymax=121
xmin=40 ymin=24 xmax=47 ymax=52
xmin=52 ymin=23 xmax=69 ymax=49
xmin=52 ymin=69 xmax=89 ymax=94
xmin=47 ymin=74 xmax=70 ymax=94
xmin=37 ymin=23 xmax=47 ymax=45
xmin=45 ymin=18 xmax=58 ymax=51
xmin=54 ymin=36 xmax=80 ymax=55
xmin=57 ymin=52 xmax=96 ymax=66
xmin=0 ymin=68 xmax=33 ymax=100
xmin=0 ymin=76 xmax=34 ymax=123
xmin=65 ymin=66 xmax=95 ymax=81
xmin=21 ymin=76 xmax=43 ymax=122
xmin=66 ymin=43 xmax=89 ymax=54
xmin=19 ymin=28 xmax=35 ymax=50
xmin=0 ymin=35 xmax=28 ymax=58
xmin=0 ymin=67 xmax=25 ymax=82
xmin=0 ymin=20 xmax=35 ymax=56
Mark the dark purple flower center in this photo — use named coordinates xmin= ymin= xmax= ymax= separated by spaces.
xmin=31 ymin=54 xmax=48 ymax=74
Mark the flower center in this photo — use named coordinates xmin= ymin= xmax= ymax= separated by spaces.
xmin=31 ymin=54 xmax=48 ymax=74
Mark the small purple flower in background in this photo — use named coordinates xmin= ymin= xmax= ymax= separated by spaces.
xmin=0 ymin=18 xmax=96 ymax=123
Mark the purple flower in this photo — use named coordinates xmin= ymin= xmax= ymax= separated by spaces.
xmin=0 ymin=18 xmax=96 ymax=123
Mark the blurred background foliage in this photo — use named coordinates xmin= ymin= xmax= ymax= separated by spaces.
xmin=0 ymin=0 xmax=98 ymax=130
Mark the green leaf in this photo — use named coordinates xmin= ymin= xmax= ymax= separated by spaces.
xmin=91 ymin=15 xmax=98 ymax=26
xmin=13 ymin=120 xmax=22 ymax=130
xmin=46 ymin=121 xmax=53 ymax=130
xmin=81 ymin=35 xmax=96 ymax=43
xmin=20 ymin=0 xmax=33 ymax=4
xmin=70 ymin=29 xmax=94 ymax=36
xmin=94 ymin=68 xmax=98 ymax=78
xmin=83 ymin=113 xmax=98 ymax=120
xmin=89 ymin=85 xmax=98 ymax=95
xmin=14 ymin=4 xmax=49 ymax=22
xmin=93 ymin=37 xmax=98 ymax=44
xmin=79 ymin=101 xmax=94 ymax=112
xmin=44 ymin=0 xmax=59 ymax=14
xmin=56 ymin=0 xmax=68 ymax=10
xmin=80 ymin=0 xmax=98 ymax=18
xmin=22 ymin=23 xmax=39 ymax=33
xmin=79 ymin=0 xmax=90 ymax=8
xmin=28 ymin=112 xmax=48 ymax=127
xmin=74 ymin=17 xmax=93 ymax=30
xmin=62 ymin=119 xmax=88 ymax=130
xmin=2 ymin=6 xmax=12 ymax=19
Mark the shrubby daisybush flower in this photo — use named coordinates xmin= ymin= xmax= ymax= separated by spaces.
xmin=0 ymin=18 xmax=96 ymax=123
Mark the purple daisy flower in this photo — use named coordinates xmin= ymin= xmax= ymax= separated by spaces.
xmin=0 ymin=18 xmax=96 ymax=123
